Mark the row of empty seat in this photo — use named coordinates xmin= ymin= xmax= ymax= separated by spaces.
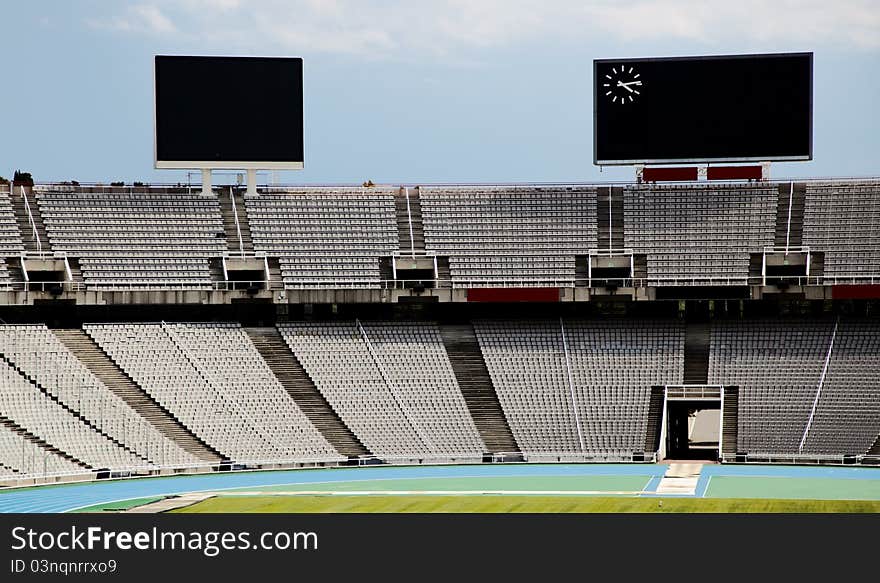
xmin=422 ymin=186 xmax=597 ymax=285
xmin=710 ymin=319 xmax=880 ymax=456
xmin=246 ymin=188 xmax=398 ymax=288
xmin=0 ymin=359 xmax=148 ymax=471
xmin=0 ymin=422 xmax=82 ymax=477
xmin=475 ymin=319 xmax=683 ymax=457
xmin=803 ymin=181 xmax=880 ymax=279
xmin=0 ymin=188 xmax=24 ymax=285
xmin=85 ymin=322 xmax=343 ymax=465
xmin=0 ymin=182 xmax=877 ymax=288
xmin=281 ymin=322 xmax=484 ymax=459
xmin=1 ymin=318 xmax=878 ymax=478
xmin=36 ymin=189 xmax=226 ymax=288
xmin=624 ymin=184 xmax=777 ymax=285
xmin=0 ymin=325 xmax=199 ymax=467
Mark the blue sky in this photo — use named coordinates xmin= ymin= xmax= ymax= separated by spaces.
xmin=1 ymin=1 xmax=878 ymax=185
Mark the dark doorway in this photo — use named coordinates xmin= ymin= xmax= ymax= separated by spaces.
xmin=666 ymin=400 xmax=721 ymax=460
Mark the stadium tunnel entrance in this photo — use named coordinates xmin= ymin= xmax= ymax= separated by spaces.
xmin=661 ymin=387 xmax=722 ymax=461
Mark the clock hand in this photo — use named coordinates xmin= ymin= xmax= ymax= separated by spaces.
xmin=616 ymin=81 xmax=635 ymax=93
xmin=620 ymin=80 xmax=643 ymax=87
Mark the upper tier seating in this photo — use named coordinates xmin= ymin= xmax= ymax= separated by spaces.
xmin=85 ymin=322 xmax=343 ymax=464
xmin=280 ymin=322 xmax=485 ymax=459
xmin=421 ymin=186 xmax=597 ymax=286
xmin=36 ymin=188 xmax=226 ymax=288
xmin=803 ymin=181 xmax=880 ymax=281
xmin=624 ymin=184 xmax=777 ymax=285
xmin=0 ymin=187 xmax=24 ymax=285
xmin=0 ymin=187 xmax=24 ymax=254
xmin=245 ymin=187 xmax=398 ymax=288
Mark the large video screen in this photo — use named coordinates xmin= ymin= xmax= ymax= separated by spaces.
xmin=594 ymin=52 xmax=812 ymax=165
xmin=155 ymin=55 xmax=303 ymax=169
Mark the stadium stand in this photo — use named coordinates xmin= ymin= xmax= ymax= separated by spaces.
xmin=84 ymin=323 xmax=343 ymax=465
xmin=244 ymin=327 xmax=370 ymax=458
xmin=0 ymin=325 xmax=200 ymax=468
xmin=566 ymin=320 xmax=684 ymax=456
xmin=245 ymin=187 xmax=398 ymax=288
xmin=420 ymin=185 xmax=597 ymax=286
xmin=280 ymin=322 xmax=485 ymax=460
xmin=800 ymin=320 xmax=880 ymax=456
xmin=475 ymin=320 xmax=580 ymax=456
xmin=2 ymin=179 xmax=880 ymax=483
xmin=708 ymin=319 xmax=835 ymax=455
xmin=709 ymin=318 xmax=880 ymax=457
xmin=0 ymin=187 xmax=25 ymax=285
xmin=0 ymin=359 xmax=149 ymax=470
xmin=0 ymin=421 xmax=83 ymax=477
xmin=35 ymin=187 xmax=226 ymax=288
xmin=802 ymin=181 xmax=880 ymax=281
xmin=474 ymin=319 xmax=681 ymax=459
xmin=624 ymin=183 xmax=777 ymax=285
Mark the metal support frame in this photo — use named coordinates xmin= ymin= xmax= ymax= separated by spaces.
xmin=761 ymin=245 xmax=812 ymax=286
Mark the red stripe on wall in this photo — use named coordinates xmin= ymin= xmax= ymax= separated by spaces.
xmin=831 ymin=285 xmax=880 ymax=300
xmin=642 ymin=167 xmax=699 ymax=182
xmin=707 ymin=165 xmax=763 ymax=181
xmin=467 ymin=288 xmax=560 ymax=302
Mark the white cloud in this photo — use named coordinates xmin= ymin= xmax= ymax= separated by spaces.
xmin=87 ymin=1 xmax=880 ymax=55
xmin=89 ymin=3 xmax=177 ymax=35
xmin=131 ymin=4 xmax=176 ymax=34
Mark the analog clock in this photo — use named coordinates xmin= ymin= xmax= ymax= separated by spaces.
xmin=602 ymin=65 xmax=642 ymax=104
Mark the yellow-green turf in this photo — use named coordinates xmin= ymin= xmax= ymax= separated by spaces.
xmin=171 ymin=495 xmax=880 ymax=514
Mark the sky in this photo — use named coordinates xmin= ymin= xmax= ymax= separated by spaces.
xmin=1 ymin=1 xmax=878 ymax=185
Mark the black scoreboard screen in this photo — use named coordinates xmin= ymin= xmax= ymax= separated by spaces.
xmin=593 ymin=52 xmax=812 ymax=165
xmin=155 ymin=55 xmax=304 ymax=169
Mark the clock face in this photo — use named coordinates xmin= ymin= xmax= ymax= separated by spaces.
xmin=602 ymin=65 xmax=642 ymax=104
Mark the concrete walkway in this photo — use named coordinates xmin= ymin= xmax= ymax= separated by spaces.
xmin=656 ymin=463 xmax=704 ymax=496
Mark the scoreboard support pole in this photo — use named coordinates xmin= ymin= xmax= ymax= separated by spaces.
xmin=194 ymin=167 xmax=286 ymax=197
xmin=247 ymin=169 xmax=258 ymax=196
xmin=200 ymin=169 xmax=213 ymax=196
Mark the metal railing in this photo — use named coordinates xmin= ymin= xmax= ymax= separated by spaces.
xmin=19 ymin=186 xmax=42 ymax=254
xmin=29 ymin=176 xmax=880 ymax=193
xmin=665 ymin=386 xmax=723 ymax=400
xmin=721 ymin=453 xmax=880 ymax=466
xmin=229 ymin=187 xmax=245 ymax=258
xmin=3 ymin=273 xmax=880 ymax=294
xmin=0 ymin=451 xmax=659 ymax=489
xmin=0 ymin=272 xmax=880 ymax=292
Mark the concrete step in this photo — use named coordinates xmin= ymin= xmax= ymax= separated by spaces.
xmin=53 ymin=329 xmax=222 ymax=463
xmin=244 ymin=327 xmax=369 ymax=458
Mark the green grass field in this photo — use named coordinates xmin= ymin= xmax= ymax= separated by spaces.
xmin=171 ymin=495 xmax=880 ymax=513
